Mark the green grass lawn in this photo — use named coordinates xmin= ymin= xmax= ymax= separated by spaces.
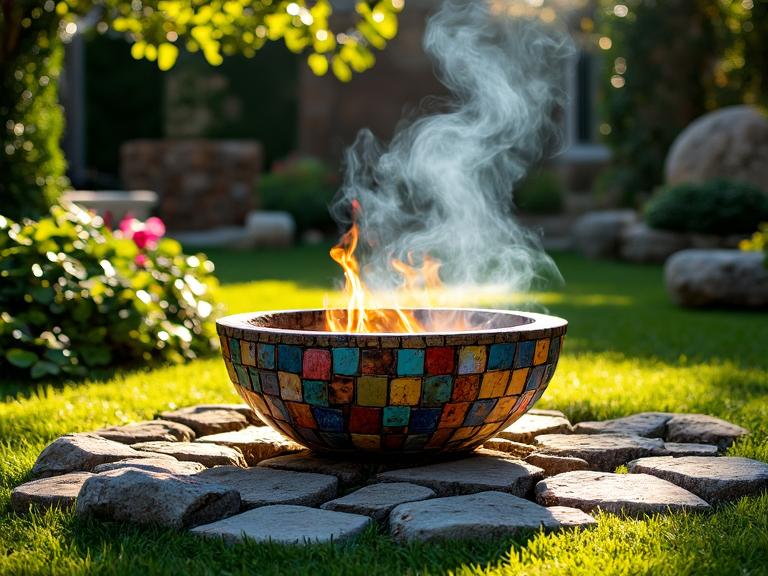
xmin=1 ymin=247 xmax=766 ymax=575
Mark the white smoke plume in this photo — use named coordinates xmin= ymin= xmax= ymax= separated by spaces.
xmin=331 ymin=0 xmax=574 ymax=305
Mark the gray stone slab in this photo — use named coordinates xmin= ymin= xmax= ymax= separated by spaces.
xmin=93 ymin=457 xmax=206 ymax=475
xmin=481 ymin=438 xmax=536 ymax=458
xmin=190 ymin=403 xmax=263 ymax=426
xmin=11 ymin=472 xmax=94 ymax=513
xmin=573 ymin=412 xmax=672 ymax=438
xmin=31 ymin=434 xmax=162 ymax=477
xmin=525 ymin=453 xmax=591 ymax=476
xmin=321 ymin=482 xmax=436 ymax=523
xmin=195 ymin=466 xmax=338 ymax=509
xmin=376 ymin=453 xmax=543 ymax=497
xmin=628 ymin=456 xmax=768 ymax=504
xmin=663 ymin=443 xmax=719 ymax=457
xmin=75 ymin=468 xmax=240 ymax=528
xmin=258 ymin=451 xmax=368 ymax=487
xmin=91 ymin=419 xmax=196 ymax=444
xmin=190 ymin=505 xmax=371 ymax=544
xmin=664 ymin=414 xmax=748 ymax=449
xmin=535 ymin=470 xmax=711 ymax=517
xmin=528 ymin=409 xmax=568 ymax=418
xmin=389 ymin=491 xmax=596 ymax=542
xmin=497 ymin=413 xmax=573 ymax=444
xmin=159 ymin=406 xmax=249 ymax=437
xmin=547 ymin=506 xmax=599 ymax=529
xmin=197 ymin=426 xmax=303 ymax=466
xmin=131 ymin=441 xmax=246 ymax=468
xmin=534 ymin=434 xmax=668 ymax=472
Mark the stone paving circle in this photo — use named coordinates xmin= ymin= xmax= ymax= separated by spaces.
xmin=12 ymin=403 xmax=766 ymax=545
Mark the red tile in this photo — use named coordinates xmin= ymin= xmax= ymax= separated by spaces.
xmin=303 ymin=349 xmax=331 ymax=380
xmin=426 ymin=347 xmax=455 ymax=375
xmin=452 ymin=374 xmax=480 ymax=402
xmin=349 ymin=406 xmax=382 ymax=434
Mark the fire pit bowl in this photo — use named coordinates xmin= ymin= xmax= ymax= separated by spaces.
xmin=217 ymin=308 xmax=567 ymax=454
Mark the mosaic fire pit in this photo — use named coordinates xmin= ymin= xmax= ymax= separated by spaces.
xmin=217 ymin=308 xmax=567 ymax=454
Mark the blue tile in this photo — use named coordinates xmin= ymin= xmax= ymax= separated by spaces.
xmin=514 ymin=340 xmax=536 ymax=368
xmin=383 ymin=406 xmax=411 ymax=427
xmin=487 ymin=343 xmax=516 ymax=371
xmin=257 ymin=343 xmax=275 ymax=369
xmin=332 ymin=347 xmax=360 ymax=375
xmin=463 ymin=399 xmax=498 ymax=426
xmin=312 ymin=406 xmax=345 ymax=432
xmin=278 ymin=345 xmax=303 ymax=373
xmin=296 ymin=427 xmax=322 ymax=446
xmin=259 ymin=370 xmax=280 ymax=395
xmin=247 ymin=367 xmax=261 ymax=392
xmin=397 ymin=349 xmax=425 ymax=376
xmin=233 ymin=364 xmax=250 ymax=388
xmin=422 ymin=375 xmax=453 ymax=406
xmin=548 ymin=337 xmax=561 ymax=364
xmin=409 ymin=408 xmax=441 ymax=433
xmin=525 ymin=366 xmax=546 ymax=391
xmin=229 ymin=338 xmax=242 ymax=363
xmin=303 ymin=380 xmax=329 ymax=406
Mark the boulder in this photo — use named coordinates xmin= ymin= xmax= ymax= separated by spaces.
xmin=620 ymin=223 xmax=690 ymax=263
xmin=665 ymin=250 xmax=768 ymax=308
xmin=573 ymin=210 xmax=637 ymax=259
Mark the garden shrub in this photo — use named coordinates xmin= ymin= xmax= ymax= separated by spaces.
xmin=514 ymin=170 xmax=564 ymax=214
xmin=644 ymin=179 xmax=768 ymax=236
xmin=258 ymin=156 xmax=339 ymax=233
xmin=0 ymin=204 xmax=220 ymax=379
xmin=740 ymin=223 xmax=768 ymax=267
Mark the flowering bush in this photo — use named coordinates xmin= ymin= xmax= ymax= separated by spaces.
xmin=0 ymin=204 xmax=221 ymax=379
xmin=740 ymin=223 xmax=768 ymax=267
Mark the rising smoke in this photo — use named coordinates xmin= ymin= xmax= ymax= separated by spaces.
xmin=331 ymin=0 xmax=574 ymax=304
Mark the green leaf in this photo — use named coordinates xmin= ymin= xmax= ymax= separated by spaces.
xmin=30 ymin=360 xmax=60 ymax=379
xmin=6 ymin=348 xmax=38 ymax=368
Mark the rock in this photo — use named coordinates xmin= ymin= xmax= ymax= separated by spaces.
xmin=665 ymin=105 xmax=768 ymax=195
xmin=663 ymin=443 xmax=719 ymax=457
xmin=93 ymin=457 xmax=206 ymax=475
xmin=91 ymin=419 xmax=196 ymax=444
xmin=31 ymin=434 xmax=162 ymax=478
xmin=159 ymin=406 xmax=249 ymax=437
xmin=11 ymin=472 xmax=94 ymax=513
xmin=525 ymin=453 xmax=591 ymax=476
xmin=191 ymin=505 xmax=371 ymax=544
xmin=665 ymin=250 xmax=768 ymax=308
xmin=196 ymin=426 xmax=303 ymax=466
xmin=497 ymin=413 xmax=572 ymax=443
xmin=573 ymin=210 xmax=637 ymax=259
xmin=628 ymin=456 xmax=768 ymax=504
xmin=244 ymin=211 xmax=296 ymax=248
xmin=321 ymin=483 xmax=436 ymax=523
xmin=574 ymin=412 xmax=672 ymax=438
xmin=75 ymin=468 xmax=240 ymax=528
xmin=481 ymin=438 xmax=536 ymax=458
xmin=131 ymin=441 xmax=246 ymax=468
xmin=547 ymin=506 xmax=599 ymax=529
xmin=620 ymin=223 xmax=690 ymax=263
xmin=258 ymin=451 xmax=368 ymax=487
xmin=389 ymin=491 xmax=596 ymax=542
xmin=376 ymin=452 xmax=543 ymax=497
xmin=535 ymin=471 xmax=711 ymax=517
xmin=528 ymin=409 xmax=568 ymax=418
xmin=664 ymin=413 xmax=749 ymax=449
xmin=195 ymin=466 xmax=338 ymax=509
xmin=189 ymin=404 xmax=262 ymax=426
xmin=533 ymin=434 xmax=667 ymax=472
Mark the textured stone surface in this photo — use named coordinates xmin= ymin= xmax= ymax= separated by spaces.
xmin=665 ymin=250 xmax=768 ymax=309
xmin=11 ymin=472 xmax=94 ymax=513
xmin=547 ymin=506 xmax=599 ymax=529
xmin=76 ymin=468 xmax=240 ymax=528
xmin=197 ymin=426 xmax=303 ymax=466
xmin=196 ymin=466 xmax=338 ymax=509
xmin=497 ymin=413 xmax=573 ymax=444
xmin=528 ymin=409 xmax=568 ymax=418
xmin=159 ymin=406 xmax=249 ymax=437
xmin=664 ymin=413 xmax=749 ymax=449
xmin=481 ymin=438 xmax=536 ymax=458
xmin=93 ymin=457 xmax=206 ymax=475
xmin=321 ymin=482 xmax=436 ymax=523
xmin=31 ymin=434 xmax=161 ymax=477
xmin=573 ymin=210 xmax=637 ymax=259
xmin=628 ymin=456 xmax=768 ymax=504
xmin=389 ymin=491 xmax=596 ymax=542
xmin=534 ymin=434 xmax=667 ymax=472
xmin=620 ymin=223 xmax=690 ymax=264
xmin=663 ymin=443 xmax=719 ymax=457
xmin=376 ymin=453 xmax=543 ymax=497
xmin=92 ymin=419 xmax=196 ymax=444
xmin=535 ymin=471 xmax=711 ymax=517
xmin=258 ymin=451 xmax=368 ymax=487
xmin=187 ymin=403 xmax=263 ymax=426
xmin=191 ymin=505 xmax=371 ymax=544
xmin=574 ymin=412 xmax=672 ymax=438
xmin=131 ymin=441 xmax=246 ymax=468
xmin=525 ymin=453 xmax=591 ymax=476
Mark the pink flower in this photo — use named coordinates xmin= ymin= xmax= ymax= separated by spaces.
xmin=117 ymin=215 xmax=166 ymax=251
xmin=135 ymin=254 xmax=148 ymax=267
xmin=132 ymin=229 xmax=152 ymax=249
xmin=144 ymin=217 xmax=166 ymax=238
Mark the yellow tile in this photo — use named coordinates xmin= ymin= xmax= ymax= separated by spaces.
xmin=240 ymin=340 xmax=256 ymax=366
xmin=224 ymin=359 xmax=238 ymax=383
xmin=219 ymin=336 xmax=230 ymax=357
xmin=506 ymin=368 xmax=530 ymax=395
xmin=478 ymin=422 xmax=502 ymax=437
xmin=458 ymin=346 xmax=487 ymax=374
xmin=351 ymin=434 xmax=381 ymax=450
xmin=486 ymin=396 xmax=518 ymax=422
xmin=357 ymin=376 xmax=388 ymax=407
xmin=479 ymin=370 xmax=510 ymax=398
xmin=534 ymin=339 xmax=550 ymax=366
xmin=278 ymin=371 xmax=302 ymax=401
xmin=389 ymin=377 xmax=422 ymax=405
xmin=451 ymin=426 xmax=479 ymax=442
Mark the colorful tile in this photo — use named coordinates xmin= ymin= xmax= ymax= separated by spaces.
xmin=479 ymin=370 xmax=510 ymax=398
xmin=426 ymin=428 xmax=453 ymax=448
xmin=548 ymin=336 xmax=562 ymax=364
xmin=333 ymin=347 xmax=360 ymax=375
xmin=422 ymin=375 xmax=453 ymax=406
xmin=362 ymin=349 xmax=395 ymax=375
xmin=277 ymin=344 xmax=302 ymax=373
xmin=240 ymin=341 xmax=256 ymax=366
xmin=319 ymin=431 xmax=352 ymax=449
xmin=450 ymin=426 xmax=479 ymax=442
xmin=525 ymin=365 xmax=546 ymax=392
xmin=404 ymin=434 xmax=429 ymax=450
xmin=259 ymin=370 xmax=280 ymax=396
xmin=247 ymin=367 xmax=261 ymax=393
xmin=534 ymin=339 xmax=550 ymax=365
xmin=245 ymin=392 xmax=270 ymax=420
xmin=458 ymin=346 xmax=487 ymax=374
xmin=219 ymin=335 xmax=231 ymax=358
xmin=329 ymin=376 xmax=354 ymax=404
xmin=487 ymin=343 xmax=515 ymax=371
xmin=383 ymin=406 xmax=411 ymax=427
xmin=357 ymin=376 xmax=388 ymax=407
xmin=349 ymin=407 xmax=382 ymax=434
xmin=296 ymin=426 xmax=322 ymax=446
xmin=351 ymin=434 xmax=381 ymax=450
xmin=452 ymin=374 xmax=480 ymax=402
xmin=390 ymin=377 xmax=422 ymax=406
xmin=425 ymin=347 xmax=454 ymax=374
xmin=257 ymin=343 xmax=275 ymax=369
xmin=382 ymin=434 xmax=406 ymax=450
xmin=463 ymin=399 xmax=498 ymax=426
xmin=409 ymin=408 xmax=441 ymax=433
xmin=303 ymin=349 xmax=331 ymax=380
xmin=312 ymin=407 xmax=345 ymax=432
xmin=514 ymin=340 xmax=535 ymax=368
xmin=303 ymin=379 xmax=329 ymax=406
xmin=264 ymin=395 xmax=290 ymax=422
xmin=486 ymin=395 xmax=518 ymax=422
xmin=478 ymin=422 xmax=503 ymax=437
xmin=224 ymin=359 xmax=238 ymax=384
xmin=278 ymin=371 xmax=302 ymax=401
xmin=234 ymin=364 xmax=251 ymax=388
xmin=506 ymin=368 xmax=530 ymax=395
xmin=397 ymin=349 xmax=425 ymax=376
xmin=439 ymin=402 xmax=471 ymax=428
xmin=286 ymin=401 xmax=317 ymax=429
xmin=228 ymin=338 xmax=242 ymax=363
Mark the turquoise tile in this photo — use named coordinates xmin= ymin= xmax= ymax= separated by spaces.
xmin=422 ymin=375 xmax=453 ymax=406
xmin=257 ymin=343 xmax=275 ymax=369
xmin=397 ymin=349 xmax=425 ymax=376
xmin=303 ymin=379 xmax=329 ymax=406
xmin=383 ymin=406 xmax=411 ymax=427
xmin=332 ymin=347 xmax=360 ymax=375
xmin=488 ymin=343 xmax=516 ymax=370
xmin=278 ymin=344 xmax=302 ymax=373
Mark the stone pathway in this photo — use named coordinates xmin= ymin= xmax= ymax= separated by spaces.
xmin=13 ymin=403 xmax=766 ymax=546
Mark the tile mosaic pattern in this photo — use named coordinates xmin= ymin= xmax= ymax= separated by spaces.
xmin=219 ymin=318 xmax=565 ymax=454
